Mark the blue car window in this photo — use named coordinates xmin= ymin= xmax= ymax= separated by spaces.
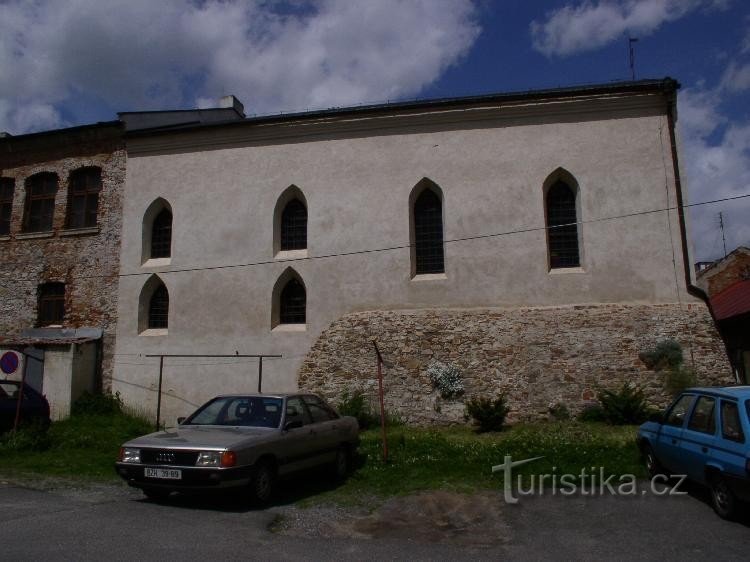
xmin=721 ymin=401 xmax=745 ymax=443
xmin=665 ymin=394 xmax=694 ymax=427
xmin=687 ymin=396 xmax=716 ymax=434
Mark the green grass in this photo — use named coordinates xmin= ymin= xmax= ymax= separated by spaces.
xmin=308 ymin=422 xmax=645 ymax=504
xmin=0 ymin=411 xmax=153 ymax=481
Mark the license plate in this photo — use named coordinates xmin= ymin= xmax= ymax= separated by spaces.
xmin=144 ymin=467 xmax=182 ymax=480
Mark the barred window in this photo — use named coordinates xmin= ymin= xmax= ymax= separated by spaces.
xmin=546 ymin=181 xmax=580 ymax=268
xmin=280 ymin=199 xmax=307 ymax=251
xmin=280 ymin=278 xmax=306 ymax=324
xmin=23 ymin=173 xmax=57 ymax=232
xmin=38 ymin=282 xmax=65 ymax=326
xmin=148 ymin=284 xmax=169 ymax=329
xmin=0 ymin=177 xmax=14 ymax=235
xmin=151 ymin=208 xmax=172 ymax=258
xmin=414 ymin=188 xmax=444 ymax=274
xmin=67 ymin=167 xmax=102 ymax=229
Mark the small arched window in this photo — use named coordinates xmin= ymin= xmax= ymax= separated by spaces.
xmin=23 ymin=172 xmax=58 ymax=232
xmin=148 ymin=284 xmax=169 ymax=329
xmin=546 ymin=179 xmax=580 ymax=269
xmin=67 ymin=167 xmax=102 ymax=229
xmin=412 ymin=184 xmax=444 ymax=274
xmin=281 ymin=199 xmax=307 ymax=251
xmin=151 ymin=208 xmax=172 ymax=259
xmin=280 ymin=278 xmax=306 ymax=324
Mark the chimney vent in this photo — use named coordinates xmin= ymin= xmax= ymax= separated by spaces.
xmin=219 ymin=95 xmax=245 ymax=118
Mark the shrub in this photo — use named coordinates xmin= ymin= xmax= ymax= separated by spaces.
xmin=597 ymin=384 xmax=650 ymax=425
xmin=664 ymin=366 xmax=697 ymax=396
xmin=71 ymin=391 xmax=123 ymax=416
xmin=337 ymin=390 xmax=379 ymax=430
xmin=0 ymin=420 xmax=52 ymax=452
xmin=578 ymin=403 xmax=607 ymax=422
xmin=465 ymin=395 xmax=508 ymax=432
xmin=549 ymin=402 xmax=570 ymax=421
xmin=639 ymin=339 xmax=683 ymax=371
xmin=426 ymin=361 xmax=464 ymax=399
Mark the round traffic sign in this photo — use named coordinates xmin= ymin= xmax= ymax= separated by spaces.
xmin=0 ymin=351 xmax=19 ymax=375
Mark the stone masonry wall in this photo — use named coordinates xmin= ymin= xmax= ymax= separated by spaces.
xmin=299 ymin=303 xmax=734 ymax=424
xmin=697 ymin=247 xmax=750 ymax=297
xmin=0 ymin=135 xmax=125 ymax=391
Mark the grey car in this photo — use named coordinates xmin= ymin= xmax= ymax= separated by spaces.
xmin=115 ymin=393 xmax=359 ymax=502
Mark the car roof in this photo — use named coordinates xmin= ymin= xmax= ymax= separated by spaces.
xmin=211 ymin=392 xmax=312 ymax=399
xmin=683 ymin=386 xmax=750 ymax=400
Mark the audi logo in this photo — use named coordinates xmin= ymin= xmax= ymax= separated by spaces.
xmin=156 ymin=452 xmax=176 ymax=463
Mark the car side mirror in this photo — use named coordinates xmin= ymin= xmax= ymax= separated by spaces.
xmin=177 ymin=417 xmax=186 ymax=425
xmin=284 ymin=419 xmax=303 ymax=431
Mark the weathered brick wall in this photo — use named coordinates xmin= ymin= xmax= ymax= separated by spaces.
xmin=0 ymin=137 xmax=125 ymax=391
xmin=299 ymin=303 xmax=733 ymax=424
xmin=697 ymin=247 xmax=750 ymax=296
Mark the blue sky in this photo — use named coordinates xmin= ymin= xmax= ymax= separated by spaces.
xmin=1 ymin=0 xmax=748 ymax=261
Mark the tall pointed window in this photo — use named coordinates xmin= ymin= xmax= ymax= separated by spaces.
xmin=413 ymin=186 xmax=444 ymax=274
xmin=38 ymin=282 xmax=65 ymax=326
xmin=0 ymin=177 xmax=14 ymax=235
xmin=151 ymin=208 xmax=172 ymax=258
xmin=67 ymin=167 xmax=102 ymax=229
xmin=546 ymin=180 xmax=580 ymax=269
xmin=148 ymin=284 xmax=169 ymax=329
xmin=280 ymin=278 xmax=306 ymax=324
xmin=281 ymin=199 xmax=307 ymax=251
xmin=23 ymin=173 xmax=57 ymax=232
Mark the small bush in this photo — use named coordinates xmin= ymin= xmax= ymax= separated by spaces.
xmin=664 ymin=366 xmax=697 ymax=396
xmin=639 ymin=339 xmax=683 ymax=371
xmin=71 ymin=391 xmax=123 ymax=416
xmin=426 ymin=361 xmax=464 ymax=399
xmin=0 ymin=420 xmax=52 ymax=452
xmin=597 ymin=384 xmax=650 ymax=425
xmin=465 ymin=395 xmax=509 ymax=432
xmin=549 ymin=402 xmax=570 ymax=421
xmin=337 ymin=391 xmax=379 ymax=430
xmin=578 ymin=403 xmax=607 ymax=422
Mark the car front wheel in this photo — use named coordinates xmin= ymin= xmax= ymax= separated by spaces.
xmin=710 ymin=474 xmax=737 ymax=520
xmin=249 ymin=461 xmax=275 ymax=504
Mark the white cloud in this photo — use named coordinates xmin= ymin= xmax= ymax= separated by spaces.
xmin=719 ymin=61 xmax=750 ymax=92
xmin=530 ymin=0 xmax=720 ymax=57
xmin=0 ymin=0 xmax=480 ymax=134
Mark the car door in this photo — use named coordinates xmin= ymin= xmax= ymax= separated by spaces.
xmin=302 ymin=395 xmax=340 ymax=465
xmin=714 ymin=399 xmax=748 ymax=482
xmin=654 ymin=393 xmax=695 ymax=473
xmin=679 ymin=395 xmax=717 ymax=483
xmin=277 ymin=396 xmax=318 ymax=475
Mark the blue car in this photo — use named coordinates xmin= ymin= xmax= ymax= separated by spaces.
xmin=638 ymin=386 xmax=750 ymax=519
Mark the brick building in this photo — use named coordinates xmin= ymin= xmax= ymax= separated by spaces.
xmin=0 ymin=123 xmax=126 ymax=395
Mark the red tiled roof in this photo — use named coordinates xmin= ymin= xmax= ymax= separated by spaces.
xmin=710 ymin=279 xmax=750 ymax=320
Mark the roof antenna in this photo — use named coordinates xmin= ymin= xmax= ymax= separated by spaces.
xmin=628 ymin=37 xmax=639 ymax=80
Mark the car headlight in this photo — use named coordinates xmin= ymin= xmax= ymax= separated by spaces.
xmin=119 ymin=447 xmax=141 ymax=463
xmin=196 ymin=451 xmax=222 ymax=467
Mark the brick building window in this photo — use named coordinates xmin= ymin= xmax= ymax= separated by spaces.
xmin=67 ymin=167 xmax=102 ymax=229
xmin=23 ymin=173 xmax=58 ymax=232
xmin=279 ymin=278 xmax=306 ymax=324
xmin=151 ymin=209 xmax=172 ymax=258
xmin=0 ymin=177 xmax=14 ymax=235
xmin=546 ymin=180 xmax=580 ymax=269
xmin=148 ymin=283 xmax=169 ymax=329
xmin=38 ymin=282 xmax=65 ymax=326
xmin=413 ymin=187 xmax=444 ymax=274
xmin=280 ymin=199 xmax=307 ymax=251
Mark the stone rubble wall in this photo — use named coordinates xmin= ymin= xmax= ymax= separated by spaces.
xmin=299 ymin=303 xmax=734 ymax=424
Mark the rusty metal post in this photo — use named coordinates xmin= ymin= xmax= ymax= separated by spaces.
xmin=155 ymin=356 xmax=164 ymax=431
xmin=373 ymin=341 xmax=388 ymax=463
xmin=257 ymin=356 xmax=263 ymax=393
xmin=12 ymin=353 xmax=29 ymax=433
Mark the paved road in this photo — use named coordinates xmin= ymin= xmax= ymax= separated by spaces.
xmin=0 ymin=480 xmax=747 ymax=561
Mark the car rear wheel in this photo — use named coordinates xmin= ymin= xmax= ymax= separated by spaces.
xmin=249 ymin=460 xmax=275 ymax=504
xmin=142 ymin=488 xmax=171 ymax=501
xmin=333 ymin=446 xmax=351 ymax=480
xmin=710 ymin=474 xmax=737 ymax=520
xmin=643 ymin=444 xmax=663 ymax=478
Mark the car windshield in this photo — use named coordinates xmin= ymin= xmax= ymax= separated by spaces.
xmin=184 ymin=397 xmax=283 ymax=428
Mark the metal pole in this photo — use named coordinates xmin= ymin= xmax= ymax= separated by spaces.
xmin=13 ymin=353 xmax=29 ymax=433
xmin=257 ymin=356 xmax=263 ymax=393
xmin=155 ymin=356 xmax=164 ymax=431
xmin=373 ymin=341 xmax=388 ymax=463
